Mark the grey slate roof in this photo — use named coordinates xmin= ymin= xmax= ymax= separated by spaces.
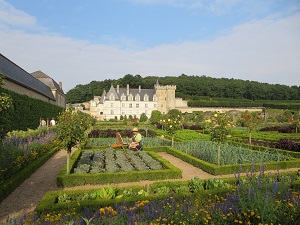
xmin=31 ymin=70 xmax=64 ymax=93
xmin=105 ymin=85 xmax=155 ymax=101
xmin=0 ymin=53 xmax=56 ymax=100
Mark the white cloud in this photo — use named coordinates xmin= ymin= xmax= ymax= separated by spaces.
xmin=0 ymin=2 xmax=299 ymax=92
xmin=0 ymin=0 xmax=38 ymax=29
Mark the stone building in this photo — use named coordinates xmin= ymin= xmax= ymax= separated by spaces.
xmin=90 ymin=81 xmax=176 ymax=120
xmin=0 ymin=53 xmax=65 ymax=108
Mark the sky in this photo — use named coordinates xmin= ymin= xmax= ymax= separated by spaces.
xmin=0 ymin=0 xmax=300 ymax=92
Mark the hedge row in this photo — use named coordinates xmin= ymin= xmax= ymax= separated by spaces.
xmin=0 ymin=87 xmax=64 ymax=139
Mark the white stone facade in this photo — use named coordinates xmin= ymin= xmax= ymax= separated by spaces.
xmin=90 ymin=82 xmax=176 ymax=120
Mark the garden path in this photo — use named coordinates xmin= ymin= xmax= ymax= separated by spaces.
xmin=0 ymin=149 xmax=299 ymax=223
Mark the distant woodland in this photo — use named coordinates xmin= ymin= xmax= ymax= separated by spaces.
xmin=66 ymin=74 xmax=300 ymax=108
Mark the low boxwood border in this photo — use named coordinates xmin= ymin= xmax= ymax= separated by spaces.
xmin=0 ymin=145 xmax=59 ymax=202
xmin=56 ymin=148 xmax=182 ymax=188
xmin=148 ymin=146 xmax=300 ymax=175
xmin=36 ymin=169 xmax=300 ymax=215
xmin=36 ymin=181 xmax=231 ymax=215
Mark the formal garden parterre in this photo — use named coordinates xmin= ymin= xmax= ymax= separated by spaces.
xmin=1 ymin=108 xmax=300 ymax=224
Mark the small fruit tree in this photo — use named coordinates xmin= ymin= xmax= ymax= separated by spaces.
xmin=208 ymin=112 xmax=232 ymax=165
xmin=56 ymin=108 xmax=95 ymax=174
xmin=160 ymin=115 xmax=183 ymax=147
xmin=242 ymin=111 xmax=261 ymax=144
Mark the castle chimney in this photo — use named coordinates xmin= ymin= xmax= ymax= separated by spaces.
xmin=127 ymin=84 xmax=129 ymax=95
xmin=59 ymin=82 xmax=62 ymax=90
xmin=117 ymin=85 xmax=119 ymax=93
xmin=139 ymin=85 xmax=141 ymax=92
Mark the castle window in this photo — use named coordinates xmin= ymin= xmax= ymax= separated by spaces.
xmin=110 ymin=93 xmax=115 ymax=100
xmin=135 ymin=94 xmax=140 ymax=101
xmin=128 ymin=95 xmax=133 ymax=101
xmin=111 ymin=103 xmax=114 ymax=107
xmin=121 ymin=95 xmax=126 ymax=101
xmin=136 ymin=103 xmax=139 ymax=108
xmin=144 ymin=94 xmax=149 ymax=101
xmin=129 ymin=103 xmax=132 ymax=108
xmin=145 ymin=103 xmax=148 ymax=108
xmin=110 ymin=110 xmax=114 ymax=115
xmin=122 ymin=103 xmax=125 ymax=107
xmin=153 ymin=95 xmax=157 ymax=101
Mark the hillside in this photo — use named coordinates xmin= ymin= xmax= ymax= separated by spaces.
xmin=66 ymin=74 xmax=300 ymax=105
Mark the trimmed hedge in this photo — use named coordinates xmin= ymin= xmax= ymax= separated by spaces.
xmin=0 ymin=87 xmax=64 ymax=139
xmin=56 ymin=148 xmax=182 ymax=188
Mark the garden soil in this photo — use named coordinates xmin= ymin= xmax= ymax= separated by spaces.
xmin=0 ymin=149 xmax=299 ymax=223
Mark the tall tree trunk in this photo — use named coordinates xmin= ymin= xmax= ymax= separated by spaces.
xmin=171 ymin=135 xmax=174 ymax=147
xmin=67 ymin=148 xmax=71 ymax=174
xmin=249 ymin=132 xmax=252 ymax=145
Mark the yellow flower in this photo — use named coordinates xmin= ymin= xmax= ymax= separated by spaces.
xmin=214 ymin=114 xmax=218 ymax=117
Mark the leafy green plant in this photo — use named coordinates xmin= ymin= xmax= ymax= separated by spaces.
xmin=95 ymin=185 xmax=123 ymax=200
xmin=188 ymin=176 xmax=204 ymax=193
xmin=204 ymin=178 xmax=229 ymax=190
xmin=154 ymin=186 xmax=171 ymax=194
xmin=57 ymin=193 xmax=71 ymax=203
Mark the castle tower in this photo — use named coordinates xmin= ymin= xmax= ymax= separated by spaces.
xmin=154 ymin=81 xmax=176 ymax=114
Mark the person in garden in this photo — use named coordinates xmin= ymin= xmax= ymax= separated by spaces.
xmin=127 ymin=127 xmax=143 ymax=150
xmin=50 ymin=118 xmax=56 ymax=126
xmin=40 ymin=118 xmax=46 ymax=127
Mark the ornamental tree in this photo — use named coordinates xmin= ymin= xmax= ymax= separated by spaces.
xmin=242 ymin=111 xmax=261 ymax=144
xmin=160 ymin=115 xmax=183 ymax=147
xmin=208 ymin=112 xmax=232 ymax=165
xmin=56 ymin=108 xmax=95 ymax=174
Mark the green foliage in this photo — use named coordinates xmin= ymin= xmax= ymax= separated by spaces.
xmin=139 ymin=112 xmax=148 ymax=122
xmin=149 ymin=110 xmax=162 ymax=125
xmin=65 ymin=74 xmax=300 ymax=104
xmin=0 ymin=87 xmax=63 ymax=139
xmin=166 ymin=109 xmax=182 ymax=120
xmin=160 ymin=116 xmax=183 ymax=136
xmin=56 ymin=109 xmax=95 ymax=152
xmin=188 ymin=176 xmax=204 ymax=192
xmin=208 ymin=112 xmax=232 ymax=144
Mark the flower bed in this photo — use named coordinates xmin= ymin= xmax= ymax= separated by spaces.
xmin=33 ymin=169 xmax=300 ymax=225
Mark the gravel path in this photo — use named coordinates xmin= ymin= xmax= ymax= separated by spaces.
xmin=0 ymin=149 xmax=299 ymax=223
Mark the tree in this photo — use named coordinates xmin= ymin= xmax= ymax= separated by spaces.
xmin=242 ymin=111 xmax=261 ymax=144
xmin=166 ymin=109 xmax=182 ymax=120
xmin=149 ymin=110 xmax=162 ymax=125
xmin=208 ymin=112 xmax=232 ymax=165
xmin=56 ymin=108 xmax=95 ymax=174
xmin=139 ymin=113 xmax=148 ymax=122
xmin=160 ymin=115 xmax=183 ymax=147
